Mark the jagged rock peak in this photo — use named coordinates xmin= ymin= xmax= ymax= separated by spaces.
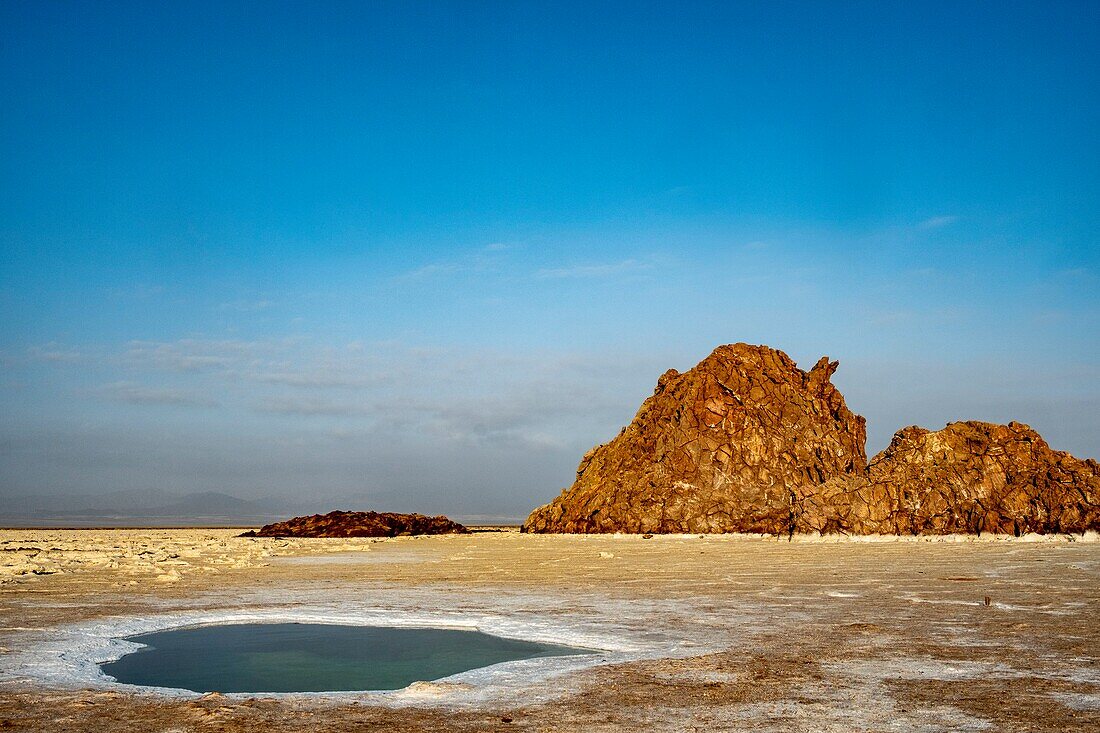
xmin=524 ymin=343 xmax=868 ymax=534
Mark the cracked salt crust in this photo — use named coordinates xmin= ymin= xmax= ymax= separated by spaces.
xmin=0 ymin=529 xmax=384 ymax=584
xmin=1 ymin=529 xmax=1098 ymax=730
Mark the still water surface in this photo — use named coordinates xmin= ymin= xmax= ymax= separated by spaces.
xmin=100 ymin=622 xmax=587 ymax=693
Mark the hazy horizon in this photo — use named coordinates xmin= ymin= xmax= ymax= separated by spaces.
xmin=2 ymin=1 xmax=1098 ymax=521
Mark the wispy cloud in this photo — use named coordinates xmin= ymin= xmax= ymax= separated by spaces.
xmin=918 ymin=215 xmax=960 ymax=230
xmin=99 ymin=381 xmax=219 ymax=407
xmin=909 ymin=267 xmax=938 ymax=277
xmin=64 ymin=336 xmax=673 ymax=461
xmin=106 ymin=284 xmax=165 ymax=301
xmin=248 ymin=369 xmax=383 ymax=388
xmin=864 ymin=306 xmax=970 ymax=328
xmin=1058 ymin=267 xmax=1092 ymax=278
xmin=536 ymin=258 xmax=653 ymax=279
xmin=27 ymin=343 xmax=83 ymax=363
xmin=121 ymin=338 xmax=431 ymax=388
xmin=123 ymin=339 xmax=259 ymax=372
xmin=399 ymin=243 xmax=512 ymax=281
xmin=254 ymin=397 xmax=374 ymax=416
xmin=251 ymin=369 xmax=639 ymax=453
xmin=866 ymin=310 xmax=913 ymax=327
xmin=218 ymin=299 xmax=274 ymax=312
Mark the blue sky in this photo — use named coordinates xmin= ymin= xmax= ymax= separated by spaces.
xmin=2 ymin=1 xmax=1098 ymax=519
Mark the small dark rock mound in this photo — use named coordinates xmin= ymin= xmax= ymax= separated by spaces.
xmin=240 ymin=510 xmax=468 ymax=538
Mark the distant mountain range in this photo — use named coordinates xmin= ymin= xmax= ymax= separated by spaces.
xmin=0 ymin=490 xmax=526 ymax=527
xmin=0 ymin=490 xmax=288 ymax=526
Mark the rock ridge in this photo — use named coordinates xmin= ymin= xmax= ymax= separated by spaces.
xmin=804 ymin=420 xmax=1100 ymax=535
xmin=524 ymin=344 xmax=1100 ymax=535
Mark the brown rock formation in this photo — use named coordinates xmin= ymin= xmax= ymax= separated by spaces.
xmin=524 ymin=343 xmax=868 ymax=533
xmin=804 ymin=421 xmax=1100 ymax=535
xmin=240 ymin=510 xmax=468 ymax=538
xmin=524 ymin=344 xmax=1100 ymax=535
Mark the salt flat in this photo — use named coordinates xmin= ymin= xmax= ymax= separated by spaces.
xmin=1 ymin=529 xmax=1098 ymax=731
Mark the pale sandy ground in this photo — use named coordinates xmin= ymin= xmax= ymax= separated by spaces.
xmin=1 ymin=529 xmax=1098 ymax=732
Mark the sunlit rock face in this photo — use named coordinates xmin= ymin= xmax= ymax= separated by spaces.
xmin=807 ymin=421 xmax=1100 ymax=535
xmin=524 ymin=344 xmax=1100 ymax=536
xmin=524 ymin=343 xmax=868 ymax=534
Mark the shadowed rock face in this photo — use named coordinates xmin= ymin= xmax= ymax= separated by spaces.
xmin=241 ymin=511 xmax=468 ymax=538
xmin=806 ymin=421 xmax=1100 ymax=535
xmin=524 ymin=344 xmax=1100 ymax=535
xmin=524 ymin=343 xmax=868 ymax=534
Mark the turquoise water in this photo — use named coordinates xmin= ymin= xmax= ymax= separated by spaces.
xmin=100 ymin=623 xmax=587 ymax=693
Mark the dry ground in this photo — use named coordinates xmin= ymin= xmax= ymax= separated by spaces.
xmin=1 ymin=529 xmax=1098 ymax=731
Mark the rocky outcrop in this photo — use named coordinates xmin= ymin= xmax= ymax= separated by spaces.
xmin=524 ymin=344 xmax=1100 ymax=535
xmin=524 ymin=343 xmax=868 ymax=534
xmin=804 ymin=421 xmax=1100 ymax=535
xmin=241 ymin=511 xmax=468 ymax=538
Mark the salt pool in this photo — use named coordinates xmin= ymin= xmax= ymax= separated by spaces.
xmin=99 ymin=623 xmax=588 ymax=693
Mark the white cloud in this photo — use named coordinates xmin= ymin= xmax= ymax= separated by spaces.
xmin=866 ymin=310 xmax=913 ymax=327
xmin=47 ymin=336 xmax=677 ymax=492
xmin=402 ymin=261 xmax=465 ymax=280
xmin=120 ymin=337 xmax=385 ymax=388
xmin=99 ymin=381 xmax=218 ymax=407
xmin=918 ymin=215 xmax=960 ymax=230
xmin=27 ymin=343 xmax=83 ymax=363
xmin=254 ymin=397 xmax=375 ymax=416
xmin=535 ymin=258 xmax=652 ymax=279
xmin=248 ymin=369 xmax=381 ymax=388
xmin=398 ymin=242 xmax=512 ymax=281
xmin=123 ymin=339 xmax=258 ymax=372
xmin=218 ymin=299 xmax=274 ymax=312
